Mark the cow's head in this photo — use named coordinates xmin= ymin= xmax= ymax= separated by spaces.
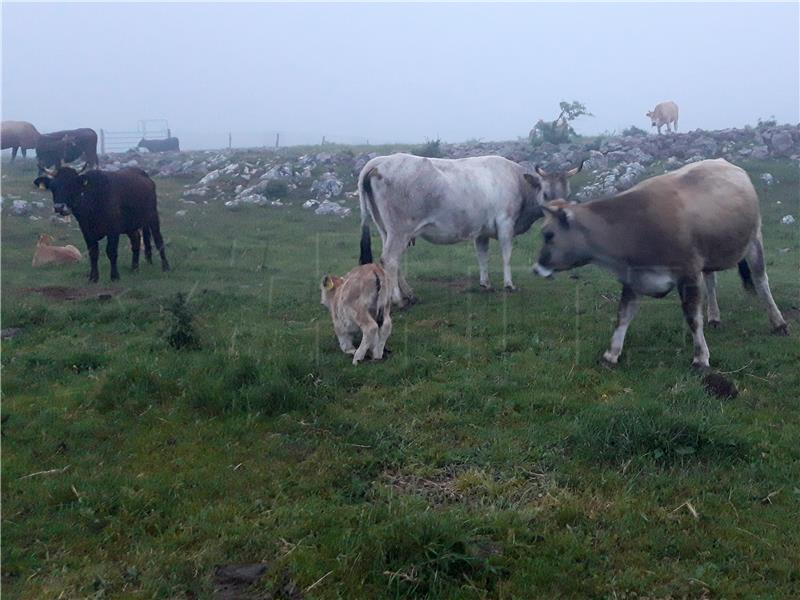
xmin=532 ymin=200 xmax=591 ymax=278
xmin=320 ymin=274 xmax=343 ymax=308
xmin=646 ymin=110 xmax=656 ymax=127
xmin=534 ymin=160 xmax=585 ymax=202
xmin=33 ymin=167 xmax=89 ymax=216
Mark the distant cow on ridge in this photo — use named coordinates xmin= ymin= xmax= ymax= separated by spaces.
xmin=1 ymin=121 xmax=40 ymax=161
xmin=36 ymin=128 xmax=99 ymax=172
xmin=646 ymin=101 xmax=679 ymax=134
xmin=34 ymin=167 xmax=169 ymax=282
xmin=138 ymin=137 xmax=180 ymax=153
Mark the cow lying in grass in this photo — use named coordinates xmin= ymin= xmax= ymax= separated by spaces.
xmin=34 ymin=167 xmax=169 ymax=282
xmin=320 ymin=263 xmax=392 ymax=365
xmin=533 ymin=158 xmax=788 ymax=368
xmin=32 ymin=233 xmax=82 ymax=267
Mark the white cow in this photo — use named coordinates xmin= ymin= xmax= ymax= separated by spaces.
xmin=358 ymin=153 xmax=548 ymax=306
xmin=646 ymin=101 xmax=679 ymax=134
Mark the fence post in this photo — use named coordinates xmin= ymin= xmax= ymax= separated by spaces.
xmin=321 ymin=136 xmax=326 ymax=146
xmin=228 ymin=132 xmax=232 ymax=149
xmin=275 ymin=133 xmax=280 ymax=148
xmin=100 ymin=129 xmax=105 ymax=155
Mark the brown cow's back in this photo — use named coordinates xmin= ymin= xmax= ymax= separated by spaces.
xmin=1 ymin=121 xmax=40 ymax=150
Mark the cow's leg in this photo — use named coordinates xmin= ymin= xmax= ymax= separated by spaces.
xmin=142 ymin=227 xmax=153 ymax=264
xmin=498 ymin=225 xmax=516 ymax=290
xmin=352 ymin=319 xmax=379 ymax=365
xmin=128 ymin=231 xmax=141 ymax=271
xmin=602 ymin=284 xmax=641 ymax=365
xmin=744 ymin=239 xmax=788 ymax=333
xmin=21 ymin=148 xmax=27 ymax=159
xmin=678 ymin=274 xmax=710 ymax=368
xmin=334 ymin=324 xmax=356 ymax=355
xmin=373 ymin=313 xmax=392 ymax=360
xmin=657 ymin=124 xmax=662 ymax=135
xmin=474 ymin=236 xmax=492 ymax=289
xmin=381 ymin=235 xmax=412 ymax=307
xmin=106 ymin=234 xmax=121 ymax=281
xmin=149 ymin=221 xmax=170 ymax=272
xmin=703 ymin=272 xmax=721 ymax=327
xmin=11 ymin=146 xmax=18 ymax=162
xmin=87 ymin=240 xmax=100 ymax=283
xmin=673 ymin=119 xmax=678 ymax=133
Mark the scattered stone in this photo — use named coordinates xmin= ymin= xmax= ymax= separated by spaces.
xmin=311 ymin=173 xmax=344 ymax=199
xmin=315 ymin=200 xmax=351 ymax=217
xmin=302 ymin=199 xmax=319 ymax=209
xmin=213 ymin=563 xmax=269 ymax=600
xmin=760 ymin=173 xmax=774 ymax=186
xmin=175 ymin=210 xmax=187 ymax=217
xmin=1 ymin=328 xmax=23 ymax=340
xmin=10 ymin=200 xmax=30 ymax=216
xmin=781 ymin=215 xmax=796 ymax=225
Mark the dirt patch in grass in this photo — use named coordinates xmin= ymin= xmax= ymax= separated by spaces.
xmin=23 ymin=286 xmax=122 ymax=302
xmin=213 ymin=563 xmax=270 ymax=600
xmin=702 ymin=372 xmax=739 ymax=400
xmin=417 ymin=275 xmax=471 ymax=293
xmin=380 ymin=465 xmax=553 ymax=508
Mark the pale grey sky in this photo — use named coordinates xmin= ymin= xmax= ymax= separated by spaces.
xmin=2 ymin=2 xmax=798 ymax=149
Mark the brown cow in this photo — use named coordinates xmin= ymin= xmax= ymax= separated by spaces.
xmin=1 ymin=121 xmax=40 ymax=161
xmin=321 ymin=263 xmax=392 ymax=365
xmin=36 ymin=128 xmax=99 ymax=172
xmin=532 ymin=159 xmax=787 ymax=368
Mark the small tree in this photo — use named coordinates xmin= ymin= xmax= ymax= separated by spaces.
xmin=530 ymin=100 xmax=593 ymax=145
xmin=414 ymin=137 xmax=443 ymax=158
xmin=164 ymin=292 xmax=200 ymax=350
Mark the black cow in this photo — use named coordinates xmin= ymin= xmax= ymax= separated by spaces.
xmin=34 ymin=167 xmax=169 ymax=282
xmin=36 ymin=128 xmax=99 ymax=172
xmin=137 ymin=137 xmax=180 ymax=152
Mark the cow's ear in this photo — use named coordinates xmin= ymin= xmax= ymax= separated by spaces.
xmin=78 ymin=174 xmax=90 ymax=188
xmin=33 ymin=176 xmax=50 ymax=190
xmin=523 ymin=173 xmax=541 ymax=190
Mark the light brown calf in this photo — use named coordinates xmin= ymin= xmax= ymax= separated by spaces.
xmin=32 ymin=234 xmax=82 ymax=267
xmin=321 ymin=263 xmax=393 ymax=365
xmin=646 ymin=101 xmax=679 ymax=134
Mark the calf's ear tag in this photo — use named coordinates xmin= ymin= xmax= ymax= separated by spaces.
xmin=83 ymin=179 xmax=89 ymax=187
xmin=38 ymin=183 xmax=46 ymax=191
xmin=324 ymin=276 xmax=335 ymax=290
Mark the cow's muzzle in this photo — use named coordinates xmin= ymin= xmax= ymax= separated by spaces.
xmin=532 ymin=262 xmax=554 ymax=279
xmin=54 ymin=204 xmax=71 ymax=216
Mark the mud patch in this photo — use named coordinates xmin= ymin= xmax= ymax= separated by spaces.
xmin=702 ymin=372 xmax=739 ymax=400
xmin=213 ymin=563 xmax=269 ymax=600
xmin=24 ymin=286 xmax=122 ymax=302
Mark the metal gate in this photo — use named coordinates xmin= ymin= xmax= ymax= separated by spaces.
xmin=100 ymin=120 xmax=171 ymax=154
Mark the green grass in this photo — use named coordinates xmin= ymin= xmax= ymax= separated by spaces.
xmin=2 ymin=156 xmax=799 ymax=599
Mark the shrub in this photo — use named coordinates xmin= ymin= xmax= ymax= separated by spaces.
xmin=261 ymin=179 xmax=288 ymax=199
xmin=414 ymin=138 xmax=443 ymax=158
xmin=622 ymin=125 xmax=648 ymax=137
xmin=530 ymin=101 xmax=593 ymax=147
xmin=164 ymin=293 xmax=200 ymax=350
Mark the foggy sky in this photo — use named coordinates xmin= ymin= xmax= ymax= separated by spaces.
xmin=2 ymin=2 xmax=799 ymax=150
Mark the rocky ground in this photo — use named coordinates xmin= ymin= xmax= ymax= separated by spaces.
xmin=4 ymin=124 xmax=799 ymax=223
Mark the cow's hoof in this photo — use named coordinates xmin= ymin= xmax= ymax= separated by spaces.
xmin=691 ymin=360 xmax=711 ymax=372
xmin=480 ymin=283 xmax=494 ymax=292
xmin=162 ymin=264 xmax=171 ymax=272
xmin=504 ymin=285 xmax=517 ymax=292
xmin=88 ymin=276 xmax=99 ymax=284
xmin=708 ymin=320 xmax=721 ymax=329
xmin=110 ymin=274 xmax=120 ymax=282
xmin=773 ymin=323 xmax=789 ymax=336
xmin=600 ymin=352 xmax=618 ymax=369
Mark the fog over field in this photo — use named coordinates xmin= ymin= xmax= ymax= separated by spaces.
xmin=2 ymin=2 xmax=798 ymax=149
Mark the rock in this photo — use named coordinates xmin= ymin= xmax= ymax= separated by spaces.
xmin=750 ymin=145 xmax=769 ymax=160
xmin=10 ymin=200 xmax=30 ymax=216
xmin=315 ymin=200 xmax=351 ymax=217
xmin=1 ymin=328 xmax=23 ymax=340
xmin=175 ymin=210 xmax=188 ymax=217
xmin=781 ymin=215 xmax=796 ymax=225
xmin=302 ymin=200 xmax=319 ymax=209
xmin=684 ymin=155 xmax=706 ymax=164
xmin=585 ymin=150 xmax=608 ymax=171
xmin=311 ymin=173 xmax=344 ymax=199
xmin=760 ymin=173 xmax=774 ymax=186
xmin=770 ymin=131 xmax=794 ymax=156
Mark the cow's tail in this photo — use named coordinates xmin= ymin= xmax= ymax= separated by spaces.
xmin=359 ymin=166 xmax=379 ymax=265
xmin=737 ymin=260 xmax=755 ymax=293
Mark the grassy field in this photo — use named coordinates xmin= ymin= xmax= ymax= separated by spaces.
xmin=2 ymin=156 xmax=799 ymax=599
